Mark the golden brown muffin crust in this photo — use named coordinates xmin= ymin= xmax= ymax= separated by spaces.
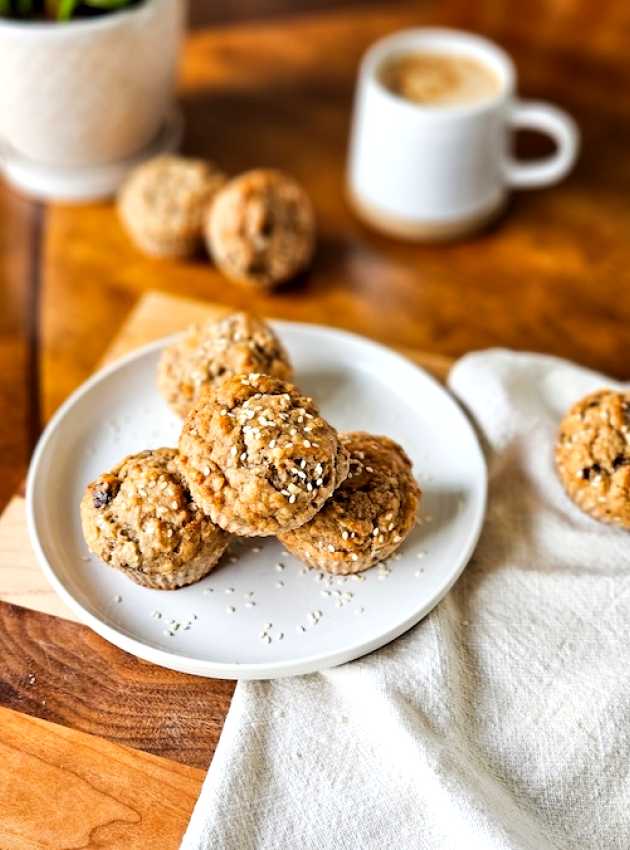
xmin=80 ymin=448 xmax=231 ymax=589
xmin=178 ymin=373 xmax=349 ymax=536
xmin=555 ymin=389 xmax=630 ymax=528
xmin=118 ymin=155 xmax=226 ymax=258
xmin=279 ymin=432 xmax=421 ymax=574
xmin=158 ymin=311 xmax=293 ymax=418
xmin=206 ymin=169 xmax=315 ymax=288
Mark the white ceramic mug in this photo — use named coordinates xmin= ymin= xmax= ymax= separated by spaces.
xmin=347 ymin=28 xmax=580 ymax=241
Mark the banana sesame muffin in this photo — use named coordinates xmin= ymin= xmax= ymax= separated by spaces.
xmin=206 ymin=169 xmax=315 ymax=288
xmin=80 ymin=448 xmax=231 ymax=589
xmin=279 ymin=432 xmax=421 ymax=574
xmin=158 ymin=311 xmax=293 ymax=418
xmin=178 ymin=373 xmax=349 ymax=536
xmin=555 ymin=389 xmax=630 ymax=528
xmin=118 ymin=155 xmax=226 ymax=258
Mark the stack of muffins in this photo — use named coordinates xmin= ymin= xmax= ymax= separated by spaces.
xmin=80 ymin=312 xmax=421 ymax=590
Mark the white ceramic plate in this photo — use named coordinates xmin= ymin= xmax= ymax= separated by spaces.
xmin=27 ymin=322 xmax=486 ymax=679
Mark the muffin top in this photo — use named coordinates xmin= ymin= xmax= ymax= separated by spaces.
xmin=279 ymin=432 xmax=420 ymax=573
xmin=119 ymin=154 xmax=226 ymax=251
xmin=206 ymin=169 xmax=315 ymax=288
xmin=555 ymin=389 xmax=630 ymax=527
xmin=178 ymin=373 xmax=349 ymax=536
xmin=158 ymin=311 xmax=293 ymax=418
xmin=80 ymin=448 xmax=230 ymax=587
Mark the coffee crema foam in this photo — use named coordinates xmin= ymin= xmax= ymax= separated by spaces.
xmin=380 ymin=51 xmax=502 ymax=106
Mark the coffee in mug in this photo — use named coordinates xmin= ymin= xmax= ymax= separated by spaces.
xmin=380 ymin=52 xmax=501 ymax=107
xmin=348 ymin=28 xmax=580 ymax=241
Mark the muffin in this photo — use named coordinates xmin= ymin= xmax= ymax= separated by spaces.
xmin=555 ymin=389 xmax=630 ymax=528
xmin=80 ymin=448 xmax=231 ymax=589
xmin=118 ymin=155 xmax=226 ymax=258
xmin=158 ymin=311 xmax=293 ymax=418
xmin=206 ymin=169 xmax=315 ymax=288
xmin=279 ymin=432 xmax=420 ymax=574
xmin=178 ymin=373 xmax=349 ymax=536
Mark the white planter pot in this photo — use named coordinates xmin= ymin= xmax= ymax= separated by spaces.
xmin=0 ymin=0 xmax=186 ymax=200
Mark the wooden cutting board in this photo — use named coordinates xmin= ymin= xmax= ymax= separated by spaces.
xmin=0 ymin=290 xmax=451 ymax=849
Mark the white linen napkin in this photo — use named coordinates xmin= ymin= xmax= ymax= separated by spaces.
xmin=181 ymin=350 xmax=630 ymax=850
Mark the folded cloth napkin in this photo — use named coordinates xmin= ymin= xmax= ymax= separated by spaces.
xmin=181 ymin=350 xmax=630 ymax=850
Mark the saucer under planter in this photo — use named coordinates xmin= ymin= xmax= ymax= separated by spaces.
xmin=1 ymin=107 xmax=184 ymax=202
xmin=0 ymin=0 xmax=186 ymax=201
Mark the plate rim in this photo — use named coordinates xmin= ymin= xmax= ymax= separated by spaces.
xmin=26 ymin=320 xmax=487 ymax=679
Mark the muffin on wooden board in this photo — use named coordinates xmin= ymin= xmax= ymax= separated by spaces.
xmin=555 ymin=389 xmax=630 ymax=528
xmin=158 ymin=311 xmax=293 ymax=418
xmin=279 ymin=432 xmax=420 ymax=574
xmin=119 ymin=155 xmax=226 ymax=258
xmin=206 ymin=169 xmax=315 ymax=288
xmin=178 ymin=373 xmax=349 ymax=536
xmin=80 ymin=448 xmax=231 ymax=589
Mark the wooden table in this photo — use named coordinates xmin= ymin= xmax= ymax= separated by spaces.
xmin=2 ymin=1 xmax=630 ymax=846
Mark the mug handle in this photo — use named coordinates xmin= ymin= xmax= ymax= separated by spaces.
xmin=503 ymin=100 xmax=580 ymax=189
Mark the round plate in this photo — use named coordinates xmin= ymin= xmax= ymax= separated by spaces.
xmin=27 ymin=322 xmax=486 ymax=680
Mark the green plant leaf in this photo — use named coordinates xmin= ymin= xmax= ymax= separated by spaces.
xmin=83 ymin=0 xmax=135 ymax=7
xmin=56 ymin=0 xmax=77 ymax=18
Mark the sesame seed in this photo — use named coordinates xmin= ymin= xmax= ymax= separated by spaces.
xmin=275 ymin=562 xmax=285 ymax=571
xmin=225 ymin=587 xmax=235 ymax=594
xmin=226 ymin=606 xmax=236 ymax=614
xmin=276 ymin=580 xmax=285 ymax=588
xmin=114 ymin=594 xmax=123 ymax=603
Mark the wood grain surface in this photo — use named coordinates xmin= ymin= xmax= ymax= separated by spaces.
xmin=40 ymin=0 xmax=630 ymax=427
xmin=0 ymin=706 xmax=204 ymax=849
